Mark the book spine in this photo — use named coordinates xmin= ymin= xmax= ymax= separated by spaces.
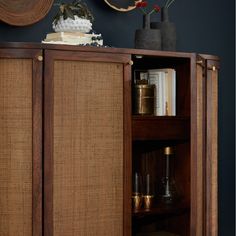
xmin=149 ymin=72 xmax=162 ymax=116
xmin=165 ymin=70 xmax=172 ymax=116
xmin=161 ymin=72 xmax=167 ymax=116
xmin=159 ymin=73 xmax=164 ymax=116
xmin=172 ymin=70 xmax=176 ymax=116
xmin=166 ymin=69 xmax=176 ymax=116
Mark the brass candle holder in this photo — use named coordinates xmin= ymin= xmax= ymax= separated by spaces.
xmin=143 ymin=195 xmax=154 ymax=211
xmin=142 ymin=173 xmax=154 ymax=211
xmin=132 ymin=172 xmax=143 ymax=212
xmin=132 ymin=193 xmax=143 ymax=212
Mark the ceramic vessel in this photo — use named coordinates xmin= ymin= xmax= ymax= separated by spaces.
xmin=135 ymin=14 xmax=161 ymax=50
xmin=151 ymin=7 xmax=176 ymax=51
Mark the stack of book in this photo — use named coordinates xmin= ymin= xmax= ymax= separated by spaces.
xmin=148 ymin=68 xmax=176 ymax=116
xmin=42 ymin=31 xmax=103 ymax=46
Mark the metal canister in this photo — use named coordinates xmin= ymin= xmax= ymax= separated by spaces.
xmin=133 ymin=84 xmax=155 ymax=115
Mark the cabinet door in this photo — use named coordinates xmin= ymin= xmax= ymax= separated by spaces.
xmin=0 ymin=49 xmax=42 ymax=236
xmin=205 ymin=59 xmax=219 ymax=236
xmin=191 ymin=55 xmax=219 ymax=236
xmin=44 ymin=50 xmax=132 ymax=236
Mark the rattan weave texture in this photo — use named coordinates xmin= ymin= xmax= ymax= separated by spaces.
xmin=0 ymin=59 xmax=32 ymax=235
xmin=53 ymin=60 xmax=124 ymax=236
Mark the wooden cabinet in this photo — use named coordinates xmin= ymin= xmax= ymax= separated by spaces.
xmin=0 ymin=43 xmax=219 ymax=236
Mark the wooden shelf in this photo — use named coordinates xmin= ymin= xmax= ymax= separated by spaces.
xmin=132 ymin=116 xmax=190 ymax=141
xmin=133 ymin=201 xmax=190 ymax=220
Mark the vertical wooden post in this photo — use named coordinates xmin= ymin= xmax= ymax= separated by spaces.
xmin=205 ymin=60 xmax=219 ymax=236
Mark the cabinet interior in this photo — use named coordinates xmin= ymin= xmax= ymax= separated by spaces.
xmin=131 ymin=54 xmax=191 ymax=236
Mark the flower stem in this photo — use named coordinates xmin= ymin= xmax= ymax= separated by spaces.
xmin=165 ymin=0 xmax=175 ymax=8
xmin=140 ymin=8 xmax=147 ymax=14
xmin=148 ymin=8 xmax=155 ymax=15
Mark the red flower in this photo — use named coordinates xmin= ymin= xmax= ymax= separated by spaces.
xmin=141 ymin=1 xmax=148 ymax=7
xmin=136 ymin=1 xmax=148 ymax=8
xmin=135 ymin=1 xmax=160 ymax=16
xmin=154 ymin=5 xmax=161 ymax=12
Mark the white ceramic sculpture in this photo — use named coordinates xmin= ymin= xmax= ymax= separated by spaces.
xmin=53 ymin=16 xmax=92 ymax=33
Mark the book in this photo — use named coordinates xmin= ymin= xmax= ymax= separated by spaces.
xmin=148 ymin=70 xmax=165 ymax=116
xmin=156 ymin=68 xmax=176 ymax=116
xmin=148 ymin=68 xmax=176 ymax=116
xmin=45 ymin=32 xmax=85 ymax=40
xmin=42 ymin=32 xmax=103 ymax=46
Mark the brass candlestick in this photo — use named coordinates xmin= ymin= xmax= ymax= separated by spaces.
xmin=143 ymin=173 xmax=154 ymax=211
xmin=132 ymin=194 xmax=143 ymax=212
xmin=143 ymin=195 xmax=154 ymax=211
xmin=132 ymin=172 xmax=143 ymax=212
xmin=161 ymin=146 xmax=178 ymax=204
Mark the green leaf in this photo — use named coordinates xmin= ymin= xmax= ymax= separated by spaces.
xmin=53 ymin=0 xmax=94 ymax=23
xmin=64 ymin=6 xmax=75 ymax=20
xmin=53 ymin=11 xmax=63 ymax=25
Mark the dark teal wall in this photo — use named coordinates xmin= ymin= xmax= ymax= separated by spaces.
xmin=0 ymin=0 xmax=234 ymax=235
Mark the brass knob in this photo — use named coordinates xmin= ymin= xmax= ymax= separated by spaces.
xmin=128 ymin=60 xmax=134 ymax=66
xmin=37 ymin=55 xmax=43 ymax=61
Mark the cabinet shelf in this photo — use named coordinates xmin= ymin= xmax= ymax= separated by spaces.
xmin=132 ymin=116 xmax=190 ymax=141
xmin=133 ymin=201 xmax=190 ymax=220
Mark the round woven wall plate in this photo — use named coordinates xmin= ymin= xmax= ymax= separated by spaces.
xmin=0 ymin=0 xmax=54 ymax=26
xmin=104 ymin=0 xmax=141 ymax=12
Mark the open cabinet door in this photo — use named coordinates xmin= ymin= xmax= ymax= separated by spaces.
xmin=191 ymin=54 xmax=205 ymax=236
xmin=44 ymin=50 xmax=132 ymax=236
xmin=0 ymin=48 xmax=42 ymax=236
xmin=191 ymin=54 xmax=219 ymax=236
xmin=205 ymin=58 xmax=219 ymax=236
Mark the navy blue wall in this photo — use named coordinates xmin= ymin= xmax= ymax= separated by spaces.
xmin=0 ymin=0 xmax=234 ymax=235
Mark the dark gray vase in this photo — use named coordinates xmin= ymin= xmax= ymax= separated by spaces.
xmin=135 ymin=15 xmax=161 ymax=50
xmin=151 ymin=7 xmax=176 ymax=51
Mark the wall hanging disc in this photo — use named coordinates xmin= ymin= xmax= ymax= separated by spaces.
xmin=104 ymin=0 xmax=142 ymax=12
xmin=0 ymin=0 xmax=54 ymax=26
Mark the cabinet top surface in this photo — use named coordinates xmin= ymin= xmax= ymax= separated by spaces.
xmin=0 ymin=42 xmax=219 ymax=60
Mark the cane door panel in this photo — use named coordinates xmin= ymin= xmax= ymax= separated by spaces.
xmin=44 ymin=50 xmax=131 ymax=236
xmin=0 ymin=49 xmax=42 ymax=236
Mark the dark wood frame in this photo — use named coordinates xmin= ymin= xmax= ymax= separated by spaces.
xmin=32 ymin=50 xmax=43 ymax=236
xmin=44 ymin=49 xmax=132 ymax=236
xmin=191 ymin=54 xmax=205 ymax=236
xmin=205 ymin=58 xmax=219 ymax=236
xmin=0 ymin=48 xmax=43 ymax=236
